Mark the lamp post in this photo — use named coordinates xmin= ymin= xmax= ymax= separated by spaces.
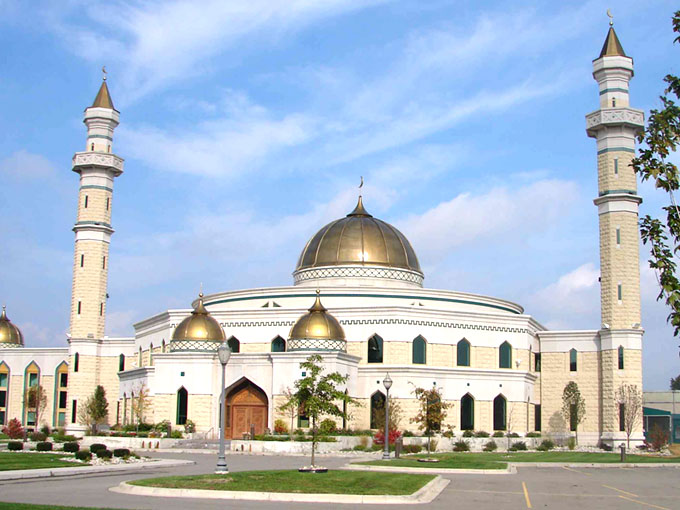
xmin=216 ymin=342 xmax=232 ymax=473
xmin=382 ymin=373 xmax=393 ymax=460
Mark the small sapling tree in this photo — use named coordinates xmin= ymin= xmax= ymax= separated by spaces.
xmin=25 ymin=385 xmax=47 ymax=430
xmin=616 ymin=383 xmax=643 ymax=448
xmin=410 ymin=386 xmax=451 ymax=455
xmin=561 ymin=381 xmax=586 ymax=444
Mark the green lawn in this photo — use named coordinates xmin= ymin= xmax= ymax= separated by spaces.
xmin=0 ymin=452 xmax=84 ymax=471
xmin=360 ymin=451 xmax=680 ymax=469
xmin=0 ymin=504 xmax=125 ymax=510
xmin=132 ymin=470 xmax=435 ymax=495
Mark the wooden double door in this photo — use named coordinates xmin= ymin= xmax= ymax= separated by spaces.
xmin=225 ymin=380 xmax=268 ymax=439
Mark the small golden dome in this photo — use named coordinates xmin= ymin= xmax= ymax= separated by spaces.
xmin=0 ymin=306 xmax=24 ymax=347
xmin=289 ymin=292 xmax=345 ymax=342
xmin=172 ymin=294 xmax=225 ymax=342
xmin=295 ymin=196 xmax=421 ymax=274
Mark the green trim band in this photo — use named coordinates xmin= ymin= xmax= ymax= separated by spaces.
xmin=87 ymin=134 xmax=113 ymax=141
xmin=598 ymin=147 xmax=635 ymax=155
xmin=205 ymin=293 xmax=521 ymax=315
xmin=599 ymin=88 xmax=629 ymax=95
xmin=80 ymin=185 xmax=113 ymax=192
xmin=599 ymin=189 xmax=637 ymax=196
xmin=75 ymin=220 xmax=112 ymax=228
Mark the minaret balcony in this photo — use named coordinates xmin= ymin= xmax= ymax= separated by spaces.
xmin=72 ymin=152 xmax=124 ymax=176
xmin=586 ymin=107 xmax=644 ymax=137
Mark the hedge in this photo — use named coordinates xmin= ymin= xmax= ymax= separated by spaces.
xmin=75 ymin=450 xmax=92 ymax=461
xmin=113 ymin=448 xmax=130 ymax=458
xmin=89 ymin=443 xmax=107 ymax=454
xmin=8 ymin=441 xmax=23 ymax=451
xmin=63 ymin=442 xmax=80 ymax=453
xmin=96 ymin=449 xmax=113 ymax=459
xmin=36 ymin=441 xmax=53 ymax=452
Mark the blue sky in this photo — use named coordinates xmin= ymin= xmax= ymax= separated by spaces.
xmin=1 ymin=0 xmax=678 ymax=390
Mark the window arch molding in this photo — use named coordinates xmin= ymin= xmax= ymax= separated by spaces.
xmin=412 ymin=335 xmax=426 ymax=365
xmin=53 ymin=361 xmax=69 ymax=428
xmin=367 ymin=334 xmax=383 ymax=363
xmin=499 ymin=341 xmax=512 ymax=369
xmin=461 ymin=393 xmax=475 ymax=431
xmin=457 ymin=338 xmax=470 ymax=367
xmin=176 ymin=386 xmax=188 ymax=425
xmin=271 ymin=336 xmax=286 ymax=352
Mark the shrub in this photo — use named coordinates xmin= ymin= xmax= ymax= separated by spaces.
xmin=96 ymin=449 xmax=113 ymax=459
xmin=274 ymin=419 xmax=289 ymax=434
xmin=373 ymin=429 xmax=402 ymax=446
xmin=506 ymin=432 xmax=520 ymax=438
xmin=89 ymin=443 xmax=107 ymax=454
xmin=52 ymin=433 xmax=77 ymax=443
xmin=184 ymin=419 xmax=196 ymax=434
xmin=402 ymin=444 xmax=422 ymax=454
xmin=2 ymin=418 xmax=25 ymax=439
xmin=492 ymin=431 xmax=504 ymax=437
xmin=483 ymin=440 xmax=498 ymax=452
xmin=75 ymin=450 xmax=92 ymax=462
xmin=7 ymin=441 xmax=23 ymax=451
xmin=648 ymin=424 xmax=670 ymax=451
xmin=598 ymin=441 xmax=613 ymax=451
xmin=462 ymin=430 xmax=474 ymax=437
xmin=442 ymin=429 xmax=454 ymax=439
xmin=402 ymin=430 xmax=415 ymax=437
xmin=474 ymin=431 xmax=490 ymax=438
xmin=63 ymin=442 xmax=80 ymax=453
xmin=567 ymin=437 xmax=577 ymax=451
xmin=525 ymin=432 xmax=541 ymax=438
xmin=352 ymin=444 xmax=367 ymax=451
xmin=537 ymin=439 xmax=554 ymax=451
xmin=453 ymin=440 xmax=470 ymax=452
xmin=509 ymin=441 xmax=527 ymax=451
xmin=319 ymin=419 xmax=337 ymax=435
xmin=153 ymin=420 xmax=171 ymax=433
xmin=40 ymin=424 xmax=51 ymax=436
xmin=429 ymin=439 xmax=438 ymax=452
xmin=29 ymin=432 xmax=47 ymax=442
xmin=170 ymin=430 xmax=183 ymax=439
xmin=113 ymin=448 xmax=130 ymax=458
xmin=358 ymin=436 xmax=370 ymax=448
xmin=36 ymin=441 xmax=53 ymax=452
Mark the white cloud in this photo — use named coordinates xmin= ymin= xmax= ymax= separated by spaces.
xmin=0 ymin=150 xmax=56 ymax=179
xmin=401 ymin=179 xmax=580 ymax=259
xmin=105 ymin=309 xmax=139 ymax=337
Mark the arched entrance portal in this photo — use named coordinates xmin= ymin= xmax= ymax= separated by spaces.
xmin=225 ymin=379 xmax=268 ymax=439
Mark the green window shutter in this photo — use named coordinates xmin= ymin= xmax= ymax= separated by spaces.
xmin=499 ymin=342 xmax=512 ymax=368
xmin=457 ymin=340 xmax=470 ymax=367
xmin=412 ymin=336 xmax=426 ymax=364
xmin=367 ymin=335 xmax=383 ymax=363
xmin=570 ymin=349 xmax=577 ymax=372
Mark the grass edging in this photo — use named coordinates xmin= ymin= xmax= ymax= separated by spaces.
xmin=112 ymin=475 xmax=449 ymax=504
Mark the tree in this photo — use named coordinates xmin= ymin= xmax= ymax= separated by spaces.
xmin=131 ymin=383 xmax=151 ymax=429
xmin=616 ymin=383 xmax=643 ymax=448
xmin=671 ymin=374 xmax=680 ymax=390
xmin=561 ymin=381 xmax=586 ymax=444
xmin=25 ymin=385 xmax=47 ymax=430
xmin=374 ymin=395 xmax=403 ymax=433
xmin=632 ymin=11 xmax=680 ymax=340
xmin=2 ymin=418 xmax=24 ymax=439
xmin=277 ymin=386 xmax=298 ymax=438
xmin=283 ymin=354 xmax=357 ymax=468
xmin=410 ymin=386 xmax=451 ymax=454
xmin=78 ymin=385 xmax=109 ymax=434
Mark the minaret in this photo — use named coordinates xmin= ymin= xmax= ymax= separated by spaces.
xmin=586 ymin=20 xmax=644 ymax=444
xmin=69 ymin=73 xmax=124 ymax=340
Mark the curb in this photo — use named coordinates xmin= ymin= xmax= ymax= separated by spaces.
xmin=0 ymin=459 xmax=196 ymax=481
xmin=345 ymin=463 xmax=516 ymax=475
xmin=109 ymin=475 xmax=450 ymax=505
xmin=516 ymin=462 xmax=680 ymax=469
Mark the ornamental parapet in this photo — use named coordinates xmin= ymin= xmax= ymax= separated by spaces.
xmin=586 ymin=108 xmax=644 ymax=137
xmin=72 ymin=152 xmax=125 ymax=175
xmin=287 ymin=337 xmax=347 ymax=352
xmin=293 ymin=265 xmax=424 ymax=287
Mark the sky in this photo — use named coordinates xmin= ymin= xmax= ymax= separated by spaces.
xmin=0 ymin=0 xmax=679 ymax=390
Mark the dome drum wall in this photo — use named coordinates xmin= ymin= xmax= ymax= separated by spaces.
xmin=288 ymin=293 xmax=347 ymax=352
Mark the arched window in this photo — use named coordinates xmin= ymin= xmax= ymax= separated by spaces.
xmin=367 ymin=334 xmax=383 ymax=363
xmin=370 ymin=391 xmax=386 ymax=429
xmin=493 ymin=394 xmax=507 ymax=431
xmin=227 ymin=336 xmax=240 ymax=353
xmin=0 ymin=362 xmax=10 ymax=426
xmin=271 ymin=336 xmax=286 ymax=352
xmin=53 ymin=362 xmax=68 ymax=428
xmin=457 ymin=339 xmax=470 ymax=367
xmin=118 ymin=354 xmax=125 ymax=372
xmin=412 ymin=335 xmax=426 ymax=365
xmin=162 ymin=340 xmax=166 ymax=353
xmin=499 ymin=341 xmax=512 ymax=369
xmin=23 ymin=362 xmax=40 ymax=427
xmin=149 ymin=343 xmax=154 ymax=366
xmin=138 ymin=347 xmax=142 ymax=366
xmin=618 ymin=346 xmax=624 ymax=370
xmin=569 ymin=348 xmax=577 ymax=372
xmin=176 ymin=387 xmax=188 ymax=425
xmin=73 ymin=352 xmax=79 ymax=372
xmin=461 ymin=393 xmax=474 ymax=430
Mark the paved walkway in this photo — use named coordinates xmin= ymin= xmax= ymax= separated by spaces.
xmin=1 ymin=452 xmax=679 ymax=509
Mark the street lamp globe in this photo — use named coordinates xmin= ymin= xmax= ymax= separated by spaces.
xmin=383 ymin=373 xmax=392 ymax=391
xmin=218 ymin=342 xmax=232 ymax=366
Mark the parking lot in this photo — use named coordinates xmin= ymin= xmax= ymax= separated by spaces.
xmin=1 ymin=452 xmax=679 ymax=509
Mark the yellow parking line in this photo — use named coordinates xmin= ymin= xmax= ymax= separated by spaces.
xmin=562 ymin=466 xmax=591 ymax=476
xmin=522 ymin=481 xmax=532 ymax=509
xmin=602 ymin=484 xmax=638 ymax=498
xmin=618 ymin=495 xmax=670 ymax=510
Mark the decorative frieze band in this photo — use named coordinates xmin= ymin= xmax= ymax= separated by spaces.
xmin=288 ymin=338 xmax=347 ymax=352
xmin=293 ymin=266 xmax=424 ymax=286
xmin=585 ymin=108 xmax=644 ymax=130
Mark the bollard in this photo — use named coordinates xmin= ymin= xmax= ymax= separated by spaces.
xmin=619 ymin=443 xmax=626 ymax=462
xmin=250 ymin=423 xmax=256 ymax=440
xmin=395 ymin=437 xmax=403 ymax=458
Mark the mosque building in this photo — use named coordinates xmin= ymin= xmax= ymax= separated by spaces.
xmin=0 ymin=24 xmax=645 ymax=445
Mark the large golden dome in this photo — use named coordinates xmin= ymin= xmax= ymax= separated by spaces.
xmin=0 ymin=306 xmax=24 ymax=348
xmin=295 ymin=196 xmax=421 ymax=274
xmin=288 ymin=292 xmax=346 ymax=351
xmin=172 ymin=294 xmax=225 ymax=344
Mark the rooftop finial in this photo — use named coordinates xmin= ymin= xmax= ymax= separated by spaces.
xmin=1 ymin=305 xmax=5 ymax=319
xmin=102 ymin=65 xmax=107 ymax=81
xmin=359 ymin=176 xmax=364 ymax=192
xmin=199 ymin=282 xmax=204 ymax=298
xmin=606 ymin=8 xmax=613 ymax=26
